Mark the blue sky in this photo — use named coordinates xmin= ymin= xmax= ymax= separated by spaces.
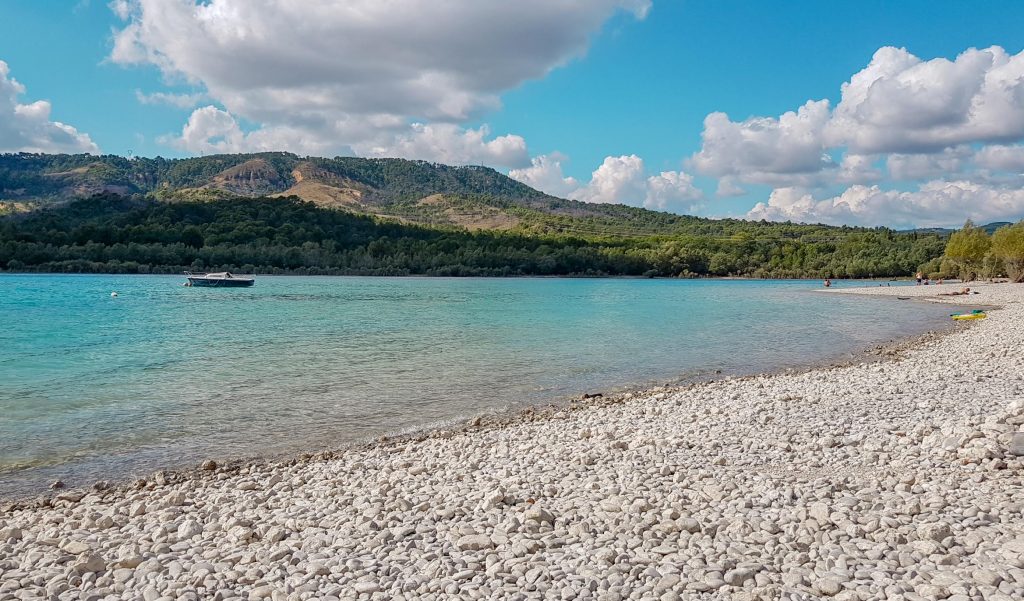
xmin=3 ymin=1 xmax=1024 ymax=227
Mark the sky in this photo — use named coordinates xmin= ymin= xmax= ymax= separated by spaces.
xmin=3 ymin=1 xmax=1024 ymax=228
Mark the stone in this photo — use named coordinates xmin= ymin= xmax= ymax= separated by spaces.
xmin=0 ymin=527 xmax=22 ymax=541
xmin=75 ymin=554 xmax=107 ymax=573
xmin=456 ymin=534 xmax=494 ymax=551
xmin=973 ymin=569 xmax=1002 ymax=587
xmin=178 ymin=520 xmax=203 ymax=539
xmin=523 ymin=506 xmax=555 ymax=524
xmin=201 ymin=460 xmax=218 ymax=471
xmin=809 ymin=502 xmax=831 ymax=524
xmin=1009 ymin=432 xmax=1024 ymax=457
xmin=63 ymin=541 xmax=92 ymax=555
xmin=724 ymin=568 xmax=755 ymax=586
xmin=816 ymin=578 xmax=843 ymax=596
xmin=919 ymin=522 xmax=952 ymax=542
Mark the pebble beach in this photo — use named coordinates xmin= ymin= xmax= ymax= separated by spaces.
xmin=1 ymin=283 xmax=1023 ymax=601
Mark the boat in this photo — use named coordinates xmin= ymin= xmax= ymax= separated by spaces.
xmin=184 ymin=271 xmax=255 ymax=287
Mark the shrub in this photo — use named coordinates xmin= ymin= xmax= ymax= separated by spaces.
xmin=991 ymin=221 xmax=1024 ymax=282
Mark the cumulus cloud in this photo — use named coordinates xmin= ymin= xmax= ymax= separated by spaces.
xmin=643 ymin=170 xmax=703 ymax=210
xmin=690 ymin=45 xmax=1024 ymax=226
xmin=827 ymin=46 xmax=1024 ymax=154
xmin=690 ymin=46 xmax=1024 ymax=187
xmin=747 ymin=181 xmax=1024 ymax=229
xmin=975 ymin=145 xmax=1024 ymax=173
xmin=160 ymin=105 xmax=348 ymax=156
xmin=508 ymin=153 xmax=580 ymax=198
xmin=570 ymin=155 xmax=647 ymax=204
xmin=689 ymin=100 xmax=833 ymax=186
xmin=509 ymin=153 xmax=703 ymax=211
xmin=110 ymin=0 xmax=649 ymax=160
xmin=886 ymin=146 xmax=974 ymax=181
xmin=364 ymin=123 xmax=529 ymax=169
xmin=0 ymin=60 xmax=98 ymax=154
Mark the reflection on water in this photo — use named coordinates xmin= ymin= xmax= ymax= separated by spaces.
xmin=0 ymin=275 xmax=950 ymax=496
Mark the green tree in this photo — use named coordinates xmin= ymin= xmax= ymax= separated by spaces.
xmin=991 ymin=221 xmax=1024 ymax=282
xmin=943 ymin=220 xmax=991 ymax=281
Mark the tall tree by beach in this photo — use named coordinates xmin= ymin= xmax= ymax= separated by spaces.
xmin=943 ymin=220 xmax=992 ymax=281
xmin=991 ymin=221 xmax=1024 ymax=283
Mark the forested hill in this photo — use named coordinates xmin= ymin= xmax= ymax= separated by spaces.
xmin=0 ymin=152 xmax=948 ymax=243
xmin=1 ymin=152 xmax=701 ymax=235
xmin=1 ymin=194 xmax=947 ymax=278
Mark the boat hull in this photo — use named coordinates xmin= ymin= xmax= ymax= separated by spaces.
xmin=187 ymin=278 xmax=254 ymax=287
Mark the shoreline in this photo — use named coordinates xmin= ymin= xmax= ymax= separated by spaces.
xmin=0 ymin=323 xmax=956 ymax=509
xmin=1 ymin=290 xmax=962 ymax=504
xmin=0 ymin=271 xmax=924 ymax=282
xmin=1 ymin=283 xmax=1022 ymax=600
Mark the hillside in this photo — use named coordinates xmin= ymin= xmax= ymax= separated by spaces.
xmin=1 ymin=152 xmax=684 ymax=234
xmin=0 ymin=152 xmax=935 ymax=243
xmin=905 ymin=222 xmax=1012 ymax=236
xmin=1 ymin=194 xmax=947 ymax=278
xmin=1 ymin=152 xmax=984 ymax=248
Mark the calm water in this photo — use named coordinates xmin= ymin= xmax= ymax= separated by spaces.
xmin=0 ymin=275 xmax=953 ymax=496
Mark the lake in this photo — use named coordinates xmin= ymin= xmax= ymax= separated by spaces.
xmin=0 ymin=274 xmax=953 ymax=497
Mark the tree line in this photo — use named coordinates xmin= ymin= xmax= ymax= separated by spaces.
xmin=1 ymin=195 xmax=948 ymax=278
xmin=929 ymin=220 xmax=1024 ymax=282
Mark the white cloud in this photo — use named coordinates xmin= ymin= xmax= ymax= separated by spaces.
xmin=827 ymin=46 xmax=1024 ymax=154
xmin=715 ymin=177 xmax=746 ymax=198
xmin=644 ymin=170 xmax=703 ymax=210
xmin=363 ymin=123 xmax=529 ymax=169
xmin=509 ymin=153 xmax=703 ymax=211
xmin=0 ymin=60 xmax=98 ymax=154
xmin=135 ymin=89 xmax=204 ymax=109
xmin=690 ymin=45 xmax=1024 ymax=226
xmin=975 ymin=144 xmax=1024 ymax=173
xmin=508 ymin=153 xmax=580 ymax=198
xmin=689 ymin=100 xmax=834 ymax=186
xmin=836 ymin=154 xmax=883 ymax=184
xmin=569 ymin=155 xmax=647 ymax=204
xmin=110 ymin=0 xmax=649 ymax=160
xmin=165 ymin=106 xmax=527 ymax=167
xmin=886 ymin=146 xmax=973 ymax=181
xmin=160 ymin=105 xmax=347 ymax=156
xmin=747 ymin=181 xmax=1024 ymax=229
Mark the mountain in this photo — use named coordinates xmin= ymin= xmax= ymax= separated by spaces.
xmin=6 ymin=151 xmax=925 ymax=242
xmin=904 ymin=222 xmax=1012 ymax=236
xmin=0 ymin=152 xmax=694 ymax=235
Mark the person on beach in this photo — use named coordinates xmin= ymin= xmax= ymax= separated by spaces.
xmin=939 ymin=287 xmax=971 ymax=296
xmin=916 ymin=271 xmax=923 ymax=285
xmin=824 ymin=278 xmax=832 ymax=288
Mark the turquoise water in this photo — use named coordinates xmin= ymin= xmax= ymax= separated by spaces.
xmin=0 ymin=275 xmax=952 ymax=496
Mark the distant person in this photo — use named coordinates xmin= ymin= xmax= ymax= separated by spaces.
xmin=939 ymin=287 xmax=971 ymax=296
xmin=915 ymin=271 xmax=923 ymax=285
xmin=923 ymin=278 xmax=930 ymax=285
xmin=824 ymin=278 xmax=832 ymax=288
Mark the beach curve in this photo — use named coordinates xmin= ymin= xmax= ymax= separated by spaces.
xmin=1 ymin=283 xmax=1022 ymax=600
